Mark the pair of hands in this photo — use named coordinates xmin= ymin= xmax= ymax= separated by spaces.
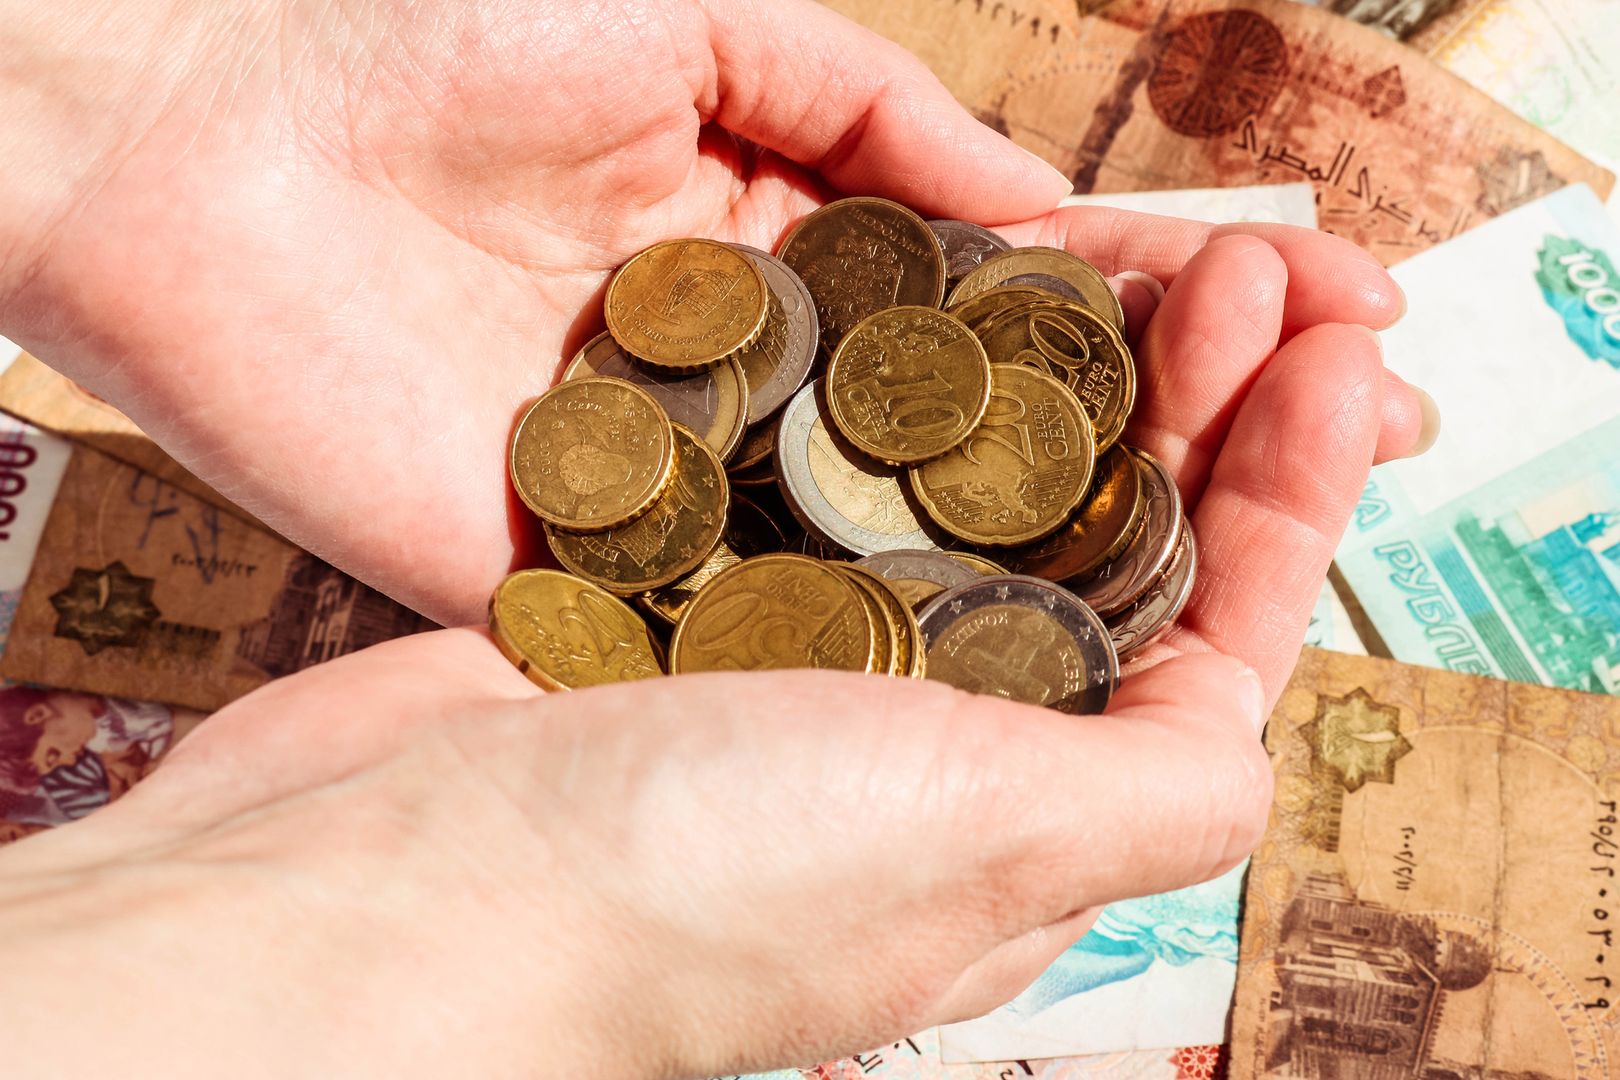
xmin=0 ymin=0 xmax=1424 ymax=1075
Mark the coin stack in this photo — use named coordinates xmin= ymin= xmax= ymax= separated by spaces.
xmin=491 ymin=199 xmax=1196 ymax=716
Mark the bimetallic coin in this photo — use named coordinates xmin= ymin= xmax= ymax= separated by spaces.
xmin=776 ymin=381 xmax=951 ymax=556
xmin=1000 ymin=272 xmax=1086 ymax=302
xmin=842 ymin=564 xmax=926 ymax=678
xmin=917 ymin=575 xmax=1118 ymax=714
xmin=947 ymin=552 xmax=1012 ymax=576
xmin=670 ymin=554 xmax=876 ymax=674
xmin=730 ymin=246 xmax=820 ymax=423
xmin=1069 ymin=449 xmax=1184 ymax=618
xmin=927 ymin=220 xmax=1012 ymax=284
xmin=545 ymin=424 xmax=729 ymax=594
xmin=948 ymin=247 xmax=1125 ymax=332
xmin=974 ymin=298 xmax=1136 ymax=451
xmin=489 ymin=570 xmax=663 ymax=690
xmin=605 ymin=239 xmax=768 ymax=370
xmin=639 ymin=494 xmax=787 ymax=626
xmin=1005 ymin=445 xmax=1145 ymax=582
xmin=826 ymin=307 xmax=992 ymax=465
xmin=510 ymin=377 xmax=675 ymax=531
xmin=777 ymin=198 xmax=947 ymax=356
xmin=855 ymin=549 xmax=981 ymax=612
xmin=564 ymin=333 xmax=748 ymax=463
xmin=1107 ymin=528 xmax=1198 ymax=658
xmin=908 ymin=365 xmax=1097 ymax=547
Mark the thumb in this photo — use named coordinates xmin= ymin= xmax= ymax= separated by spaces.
xmin=699 ymin=0 xmax=1072 ymax=222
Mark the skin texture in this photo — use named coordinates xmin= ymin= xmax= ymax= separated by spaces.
xmin=0 ymin=0 xmax=1422 ymax=1076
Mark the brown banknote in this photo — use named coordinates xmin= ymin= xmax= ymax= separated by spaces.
xmin=0 ymin=352 xmax=266 ymax=530
xmin=0 ymin=444 xmax=433 ymax=711
xmin=824 ymin=0 xmax=1613 ymax=265
xmin=1232 ymin=647 xmax=1620 ymax=1078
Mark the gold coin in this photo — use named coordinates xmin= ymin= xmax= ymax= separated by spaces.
xmin=908 ymin=364 xmax=1097 ymax=547
xmin=545 ymin=424 xmax=729 ymax=594
xmin=837 ymin=566 xmax=896 ymax=675
xmin=489 ymin=569 xmax=663 ymax=690
xmin=604 ymin=239 xmax=769 ymax=370
xmin=639 ymin=493 xmax=786 ymax=626
xmin=947 ymin=552 xmax=1012 ymax=576
xmin=510 ymin=377 xmax=675 ymax=531
xmin=975 ymin=299 xmax=1136 ymax=451
xmin=670 ymin=554 xmax=876 ymax=674
xmin=825 ymin=306 xmax=992 ymax=465
xmin=946 ymin=286 xmax=1053 ymax=331
xmin=563 ymin=333 xmax=749 ymax=463
xmin=728 ymin=413 xmax=781 ymax=474
xmin=947 ymin=247 xmax=1124 ymax=332
xmin=777 ymin=197 xmax=947 ymax=356
xmin=842 ymin=564 xmax=926 ymax=678
xmin=1004 ymin=444 xmax=1145 ymax=582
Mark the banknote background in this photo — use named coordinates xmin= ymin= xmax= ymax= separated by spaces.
xmin=3 ymin=0 xmax=1620 ymax=1076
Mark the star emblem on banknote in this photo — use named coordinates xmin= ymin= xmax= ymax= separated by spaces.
xmin=1299 ymin=687 xmax=1412 ymax=792
xmin=47 ymin=560 xmax=162 ymax=656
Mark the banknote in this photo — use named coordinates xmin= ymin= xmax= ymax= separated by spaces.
xmin=723 ymin=1027 xmax=1224 ymax=1079
xmin=1428 ymin=0 xmax=1620 ymax=210
xmin=0 ymin=415 xmax=207 ymax=841
xmin=826 ymin=0 xmax=1612 ymax=265
xmin=1336 ymin=183 xmax=1620 ymax=692
xmin=1063 ymin=182 xmax=1317 ymax=226
xmin=0 ymin=350 xmax=265 ymax=529
xmin=0 ymin=432 xmax=433 ymax=711
xmin=939 ymin=865 xmax=1245 ymax=1060
xmin=1305 ymin=581 xmax=1367 ymax=656
xmin=1231 ymin=645 xmax=1620 ymax=1078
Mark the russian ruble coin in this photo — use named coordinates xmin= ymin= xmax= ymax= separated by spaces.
xmin=545 ymin=423 xmax=729 ymax=594
xmin=669 ymin=554 xmax=877 ymax=674
xmin=510 ymin=377 xmax=675 ymax=531
xmin=916 ymin=575 xmax=1118 ymax=714
xmin=490 ymin=569 xmax=663 ymax=690
xmin=776 ymin=381 xmax=951 ymax=556
xmin=604 ymin=239 xmax=768 ymax=370
xmin=729 ymin=245 xmax=820 ymax=423
xmin=825 ymin=306 xmax=992 ymax=465
xmin=948 ymin=247 xmax=1125 ymax=333
xmin=1005 ymin=444 xmax=1145 ymax=582
xmin=1106 ymin=528 xmax=1198 ymax=658
xmin=1069 ymin=449 xmax=1184 ymax=618
xmin=908 ymin=364 xmax=1096 ymax=547
xmin=841 ymin=564 xmax=926 ymax=678
xmin=855 ymin=548 xmax=981 ymax=612
xmin=975 ymin=298 xmax=1136 ymax=452
xmin=777 ymin=197 xmax=947 ymax=356
xmin=638 ymin=493 xmax=786 ymax=626
xmin=564 ymin=333 xmax=748 ymax=463
xmin=927 ymin=219 xmax=1012 ymax=285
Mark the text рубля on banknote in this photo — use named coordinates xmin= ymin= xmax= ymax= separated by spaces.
xmin=1336 ymin=183 xmax=1620 ymax=693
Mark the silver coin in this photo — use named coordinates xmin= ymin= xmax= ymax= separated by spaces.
xmin=917 ymin=575 xmax=1118 ymax=714
xmin=563 ymin=333 xmax=748 ymax=461
xmin=855 ymin=549 xmax=981 ymax=612
xmin=730 ymin=245 xmax=821 ymax=424
xmin=1068 ymin=449 xmax=1183 ymax=618
xmin=927 ymin=220 xmax=1012 ymax=283
xmin=1001 ymin=272 xmax=1087 ymax=302
xmin=775 ymin=381 xmax=950 ymax=557
xmin=1107 ymin=527 xmax=1198 ymax=658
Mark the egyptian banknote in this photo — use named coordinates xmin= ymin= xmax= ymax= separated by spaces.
xmin=1063 ymin=182 xmax=1317 ymax=225
xmin=1336 ymin=183 xmax=1620 ymax=692
xmin=0 ymin=415 xmax=207 ymax=841
xmin=1232 ymin=646 xmax=1620 ymax=1078
xmin=827 ymin=0 xmax=1612 ymax=265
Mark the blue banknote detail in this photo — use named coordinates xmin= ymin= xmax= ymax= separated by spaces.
xmin=1535 ymin=235 xmax=1620 ymax=369
xmin=1339 ymin=416 xmax=1620 ymax=693
xmin=1004 ymin=864 xmax=1243 ymax=1018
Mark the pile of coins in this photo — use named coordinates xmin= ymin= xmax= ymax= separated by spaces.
xmin=490 ymin=198 xmax=1196 ymax=715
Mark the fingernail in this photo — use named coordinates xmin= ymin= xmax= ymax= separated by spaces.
xmin=1236 ymin=667 xmax=1267 ymax=736
xmin=1404 ymin=385 xmax=1441 ymax=458
xmin=1114 ymin=270 xmax=1164 ymax=304
xmin=1392 ymin=282 xmax=1408 ymax=322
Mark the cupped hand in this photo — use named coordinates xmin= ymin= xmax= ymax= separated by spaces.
xmin=0 ymin=0 xmax=1416 ymax=627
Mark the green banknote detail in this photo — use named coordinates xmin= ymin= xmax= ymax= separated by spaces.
xmin=1535 ymin=235 xmax=1620 ymax=369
